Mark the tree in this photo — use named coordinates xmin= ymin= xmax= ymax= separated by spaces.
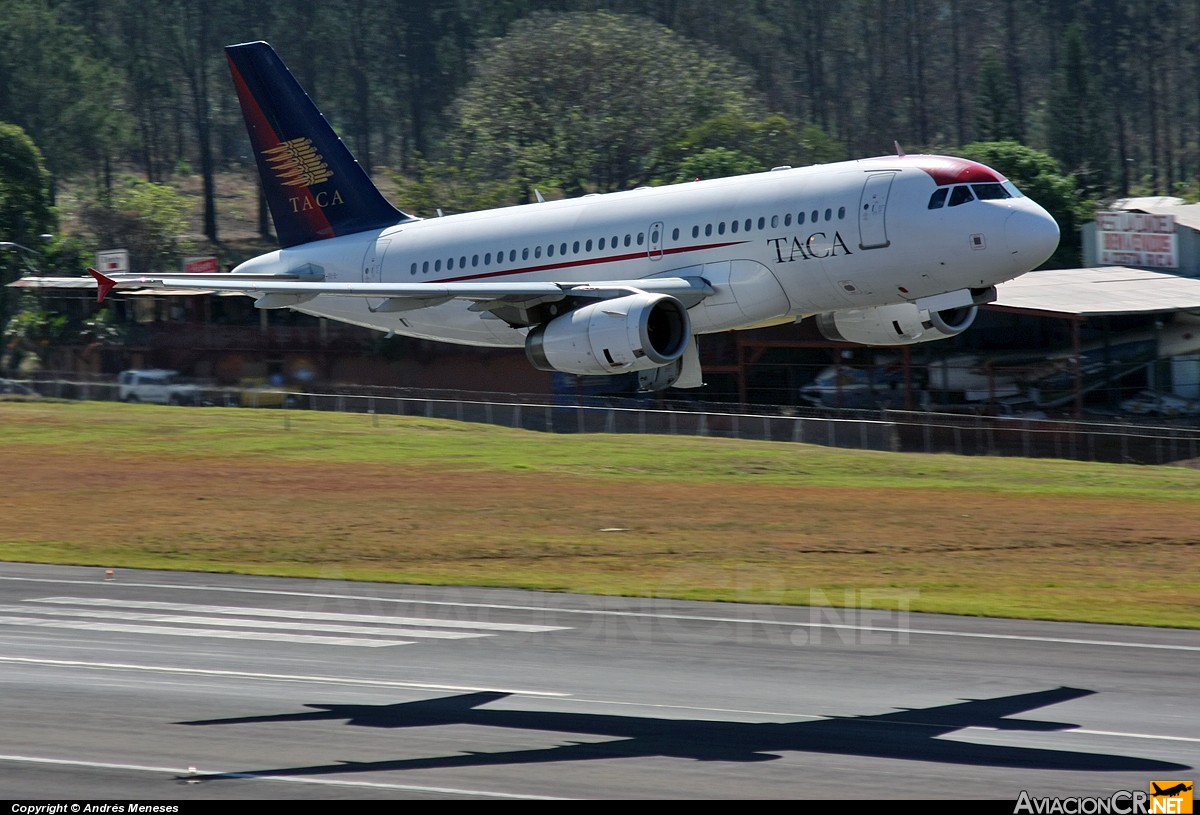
xmin=0 ymin=123 xmax=55 ymax=244
xmin=80 ymin=178 xmax=192 ymax=275
xmin=974 ymin=52 xmax=1021 ymax=143
xmin=661 ymin=114 xmax=845 ymax=182
xmin=441 ymin=11 xmax=765 ymax=199
xmin=0 ymin=0 xmax=128 ymax=188
xmin=956 ymin=141 xmax=1083 ymax=269
xmin=0 ymin=122 xmax=55 ymax=342
xmin=1047 ymin=25 xmax=1109 ymax=197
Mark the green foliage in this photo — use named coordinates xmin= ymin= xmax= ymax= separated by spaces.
xmin=1047 ymin=25 xmax=1109 ymax=197
xmin=392 ymin=155 xmax=529 ymax=216
xmin=0 ymin=0 xmax=129 ymax=179
xmin=441 ymin=10 xmax=765 ymax=197
xmin=672 ymin=148 xmax=765 ymax=183
xmin=974 ymin=53 xmax=1021 ymax=142
xmin=2 ymin=289 xmax=66 ymax=372
xmin=956 ymin=141 xmax=1085 ymax=269
xmin=661 ymin=113 xmax=847 ymax=183
xmin=0 ymin=122 xmax=55 ymax=243
xmin=80 ymin=178 xmax=192 ymax=274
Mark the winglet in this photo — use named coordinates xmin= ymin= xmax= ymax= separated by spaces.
xmin=88 ymin=267 xmax=117 ymax=302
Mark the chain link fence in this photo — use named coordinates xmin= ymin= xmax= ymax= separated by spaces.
xmin=5 ymin=372 xmax=1199 ymax=465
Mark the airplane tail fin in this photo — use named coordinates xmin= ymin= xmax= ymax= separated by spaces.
xmin=224 ymin=41 xmax=413 ymax=248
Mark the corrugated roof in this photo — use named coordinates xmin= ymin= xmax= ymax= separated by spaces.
xmin=1116 ymin=202 xmax=1200 ymax=233
xmin=992 ymin=267 xmax=1200 ymax=316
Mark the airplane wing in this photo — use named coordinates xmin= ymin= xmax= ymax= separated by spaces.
xmin=54 ymin=268 xmax=715 ymax=325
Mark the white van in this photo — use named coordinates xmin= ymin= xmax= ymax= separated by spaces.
xmin=117 ymin=369 xmax=200 ymax=405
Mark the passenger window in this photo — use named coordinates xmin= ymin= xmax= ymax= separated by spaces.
xmin=422 ymin=260 xmax=429 ymax=274
xmin=784 ymin=214 xmax=792 ymax=227
xmin=561 ymin=242 xmax=568 ymax=254
xmin=509 ymin=249 xmax=517 ymax=262
xmin=757 ymin=217 xmax=765 ymax=230
xmin=573 ymin=241 xmax=580 ymax=253
xmin=744 ymin=218 xmax=752 ymax=232
xmin=547 ymin=244 xmax=554 ymax=257
xmin=410 ymin=262 xmax=417 ymax=275
xmin=435 ymin=259 xmax=441 ymax=272
xmin=730 ymin=220 xmax=739 ymax=233
xmin=670 ymin=228 xmax=678 ymax=241
xmin=599 ymin=237 xmax=606 ymax=250
xmin=771 ymin=215 xmax=779 ymax=228
xmin=811 ymin=210 xmax=818 ymax=223
xmin=586 ymin=239 xmax=593 ymax=251
xmin=928 ymin=189 xmax=948 ymax=209
xmin=692 ymin=225 xmax=699 ymax=238
xmin=798 ymin=211 xmax=805 ymax=225
xmin=624 ymin=234 xmax=632 ymax=247
xmin=636 ymin=234 xmax=643 ymax=246
xmin=522 ymin=248 xmax=529 ymax=260
xmin=838 ymin=206 xmax=846 ymax=219
xmin=447 ymin=257 xmax=454 ymax=270
xmin=824 ymin=208 xmax=832 ymax=221
xmin=949 ymin=186 xmax=975 ymax=206
xmin=535 ymin=246 xmax=542 ymax=258
xmin=705 ymin=224 xmax=713 ymax=237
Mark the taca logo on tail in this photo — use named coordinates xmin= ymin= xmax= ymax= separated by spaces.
xmin=224 ymin=41 xmax=414 ymax=247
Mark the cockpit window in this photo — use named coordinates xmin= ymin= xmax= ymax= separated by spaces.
xmin=948 ymin=185 xmax=975 ymax=207
xmin=1002 ymin=180 xmax=1024 ymax=198
xmin=927 ymin=188 xmax=948 ymax=209
xmin=972 ymin=183 xmax=1012 ymax=200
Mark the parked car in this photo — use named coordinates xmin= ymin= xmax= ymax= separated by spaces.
xmin=117 ymin=369 xmax=201 ymax=405
xmin=236 ymin=377 xmax=305 ymax=409
xmin=0 ymin=378 xmax=37 ymax=398
xmin=1119 ymin=390 xmax=1200 ymax=417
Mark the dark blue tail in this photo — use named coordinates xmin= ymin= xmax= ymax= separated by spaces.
xmin=225 ymin=41 xmax=413 ymax=248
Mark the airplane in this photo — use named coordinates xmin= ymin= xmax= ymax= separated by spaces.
xmin=1152 ymin=782 xmax=1194 ymax=797
xmin=81 ymin=40 xmax=1059 ymax=391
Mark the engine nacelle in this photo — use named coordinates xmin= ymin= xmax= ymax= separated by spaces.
xmin=816 ymin=302 xmax=978 ymax=346
xmin=525 ymin=292 xmax=692 ymax=376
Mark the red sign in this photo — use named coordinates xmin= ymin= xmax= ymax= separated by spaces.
xmin=183 ymin=256 xmax=220 ymax=274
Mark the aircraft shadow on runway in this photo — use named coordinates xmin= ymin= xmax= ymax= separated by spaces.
xmin=177 ymin=686 xmax=1189 ymax=781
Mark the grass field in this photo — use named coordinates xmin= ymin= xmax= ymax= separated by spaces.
xmin=1 ymin=401 xmax=1198 ymax=628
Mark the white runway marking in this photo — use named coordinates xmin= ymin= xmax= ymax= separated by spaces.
xmin=32 ymin=596 xmax=569 ymax=632
xmin=0 ymin=753 xmax=564 ymax=799
xmin=0 ymin=604 xmax=482 ymax=639
xmin=0 ymin=574 xmax=1194 ymax=651
xmin=0 ymin=615 xmax=411 ymax=646
xmin=0 ymin=656 xmax=568 ymax=696
xmin=0 ymin=595 xmax=571 ymax=648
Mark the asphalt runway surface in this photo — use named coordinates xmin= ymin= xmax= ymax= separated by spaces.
xmin=0 ymin=562 xmax=1195 ymax=800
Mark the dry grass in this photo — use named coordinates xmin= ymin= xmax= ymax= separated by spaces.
xmin=1 ymin=402 xmax=1198 ymax=627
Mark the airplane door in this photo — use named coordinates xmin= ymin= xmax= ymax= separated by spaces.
xmin=858 ymin=172 xmax=894 ymax=250
xmin=648 ymin=222 xmax=663 ymax=260
xmin=363 ymin=238 xmax=390 ymax=283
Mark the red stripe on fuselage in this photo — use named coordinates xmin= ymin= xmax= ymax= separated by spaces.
xmin=435 ymin=240 xmax=747 ymax=283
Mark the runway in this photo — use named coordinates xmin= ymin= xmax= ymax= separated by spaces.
xmin=0 ymin=562 xmax=1195 ymax=800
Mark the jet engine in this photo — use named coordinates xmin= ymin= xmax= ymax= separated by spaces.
xmin=816 ymin=302 xmax=978 ymax=346
xmin=525 ymin=292 xmax=691 ymax=377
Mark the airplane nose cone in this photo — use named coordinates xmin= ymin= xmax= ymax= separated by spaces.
xmin=1005 ymin=207 xmax=1060 ymax=271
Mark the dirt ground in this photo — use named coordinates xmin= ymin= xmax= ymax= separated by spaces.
xmin=3 ymin=444 xmax=1197 ymax=626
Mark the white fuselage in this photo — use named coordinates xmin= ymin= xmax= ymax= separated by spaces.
xmin=233 ymin=155 xmax=1058 ymax=348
